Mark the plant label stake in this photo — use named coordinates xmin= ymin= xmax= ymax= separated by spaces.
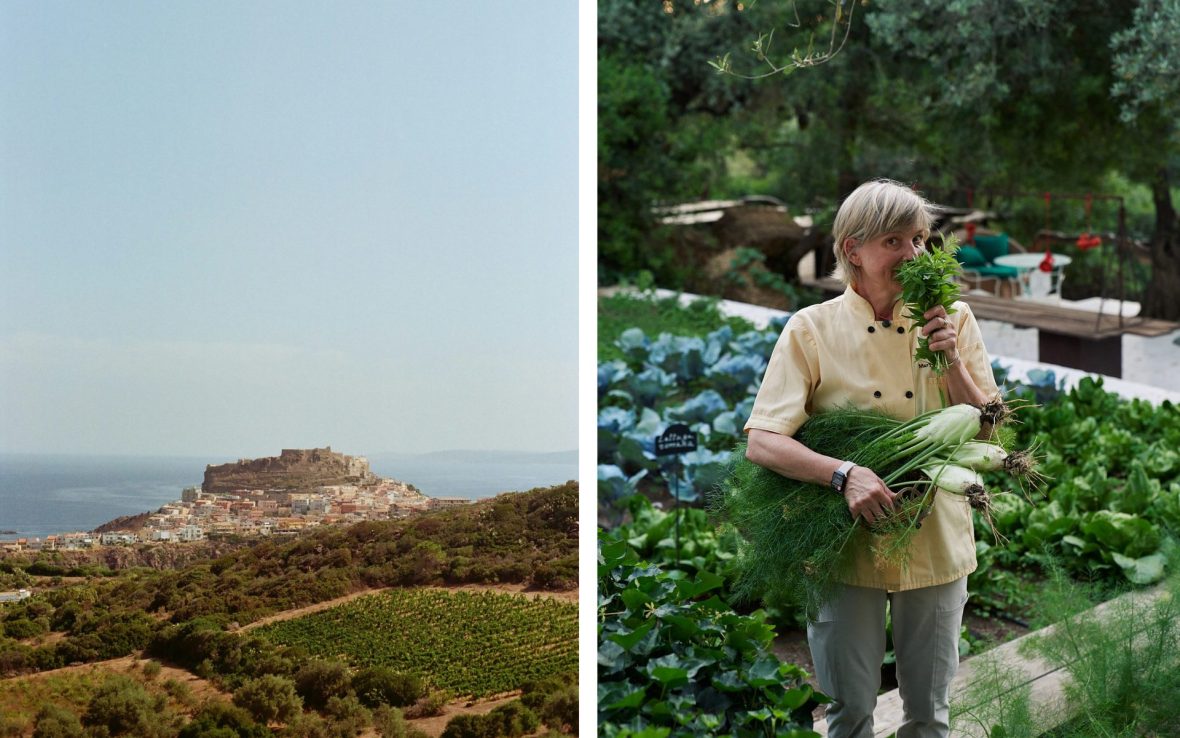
xmin=655 ymin=423 xmax=698 ymax=566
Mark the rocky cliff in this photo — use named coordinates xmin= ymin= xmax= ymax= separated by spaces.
xmin=202 ymin=446 xmax=378 ymax=494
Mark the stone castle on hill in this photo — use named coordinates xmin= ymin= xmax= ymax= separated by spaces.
xmin=202 ymin=446 xmax=379 ymax=495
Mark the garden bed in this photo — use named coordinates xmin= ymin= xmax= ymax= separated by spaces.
xmin=597 ymin=288 xmax=1180 ymax=738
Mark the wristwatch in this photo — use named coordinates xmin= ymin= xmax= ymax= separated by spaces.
xmin=831 ymin=460 xmax=856 ymax=495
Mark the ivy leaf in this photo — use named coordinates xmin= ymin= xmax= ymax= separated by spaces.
xmin=607 ymin=620 xmax=655 ymax=651
xmin=598 ymin=640 xmax=628 ymax=672
xmin=675 ymin=570 xmax=724 ymax=600
xmin=779 ymin=684 xmax=814 ymax=710
xmin=647 ymin=655 xmax=690 ymax=687
xmin=602 ymin=684 xmax=648 ymax=711
xmin=745 ymin=656 xmax=782 ymax=687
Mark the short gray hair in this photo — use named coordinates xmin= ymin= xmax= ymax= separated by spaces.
xmin=831 ymin=180 xmax=935 ymax=286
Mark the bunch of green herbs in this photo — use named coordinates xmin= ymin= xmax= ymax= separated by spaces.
xmin=897 ymin=235 xmax=964 ymax=377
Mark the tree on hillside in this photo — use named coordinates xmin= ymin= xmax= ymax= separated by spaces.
xmin=233 ymin=675 xmax=303 ymax=725
xmin=352 ymin=667 xmax=424 ymax=709
xmin=177 ymin=702 xmax=271 ymax=738
xmin=83 ymin=675 xmax=177 ymax=738
xmin=32 ymin=704 xmax=84 ymax=738
xmin=294 ymin=660 xmax=353 ymax=711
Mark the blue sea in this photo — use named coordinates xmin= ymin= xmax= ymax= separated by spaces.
xmin=0 ymin=451 xmax=577 ymax=539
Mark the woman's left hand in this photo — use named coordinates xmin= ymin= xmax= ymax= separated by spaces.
xmin=921 ymin=306 xmax=960 ymax=364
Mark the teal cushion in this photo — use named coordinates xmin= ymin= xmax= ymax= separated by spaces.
xmin=974 ymin=233 xmax=1010 ymax=262
xmin=956 ymin=245 xmax=988 ymax=267
xmin=975 ymin=264 xmax=1020 ymax=278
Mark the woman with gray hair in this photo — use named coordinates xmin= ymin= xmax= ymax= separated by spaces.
xmin=744 ymin=180 xmax=1000 ymax=738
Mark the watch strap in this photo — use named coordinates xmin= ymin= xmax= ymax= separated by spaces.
xmin=831 ymin=460 xmax=856 ymax=494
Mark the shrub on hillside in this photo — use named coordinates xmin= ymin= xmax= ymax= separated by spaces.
xmin=371 ymin=706 xmax=429 ymax=738
xmin=351 ymin=667 xmax=423 ymax=708
xmin=440 ymin=701 xmax=539 ymax=738
xmin=82 ymin=675 xmax=177 ymax=738
xmin=32 ymin=704 xmax=84 ymax=738
xmin=0 ymin=715 xmax=23 ymax=738
xmin=162 ymin=679 xmax=196 ymax=708
xmin=3 ymin=617 xmax=48 ymax=639
xmin=176 ymin=702 xmax=272 ymax=738
xmin=233 ymin=675 xmax=303 ymax=725
xmin=0 ymin=640 xmax=32 ymax=673
xmin=278 ymin=713 xmax=332 ymax=738
xmin=323 ymin=695 xmax=371 ymax=736
xmin=520 ymin=672 xmax=578 ymax=735
xmin=487 ymin=702 xmax=539 ymax=737
xmin=438 ymin=714 xmax=482 ymax=738
xmin=294 ymin=660 xmax=353 ymax=711
xmin=402 ymin=689 xmax=449 ymax=719
xmin=537 ymin=688 xmax=577 ymax=736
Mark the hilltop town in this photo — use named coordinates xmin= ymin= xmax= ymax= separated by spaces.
xmin=0 ymin=447 xmax=472 ymax=553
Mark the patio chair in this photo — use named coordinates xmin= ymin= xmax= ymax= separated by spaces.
xmin=956 ymin=233 xmax=1021 ymax=296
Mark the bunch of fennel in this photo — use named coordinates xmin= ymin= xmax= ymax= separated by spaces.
xmin=711 ymin=403 xmax=1040 ymax=620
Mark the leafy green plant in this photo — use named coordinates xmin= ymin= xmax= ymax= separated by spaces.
xmin=897 ymin=237 xmax=964 ymax=377
xmin=611 ymin=494 xmax=741 ymax=583
xmin=599 ymin=291 xmax=756 ymax=364
xmin=1004 ymin=377 xmax=1179 ymax=584
xmin=598 ymin=535 xmax=824 ymax=738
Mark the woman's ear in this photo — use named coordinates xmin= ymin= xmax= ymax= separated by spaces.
xmin=844 ymin=238 xmax=861 ymax=266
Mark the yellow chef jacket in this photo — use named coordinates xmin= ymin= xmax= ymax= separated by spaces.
xmin=744 ymin=285 xmax=1001 ymax=591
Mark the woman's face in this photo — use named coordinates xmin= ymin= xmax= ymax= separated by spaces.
xmin=847 ymin=227 xmax=926 ymax=288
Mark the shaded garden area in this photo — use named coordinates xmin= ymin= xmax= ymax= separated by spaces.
xmin=599 ymin=0 xmax=1180 ymax=319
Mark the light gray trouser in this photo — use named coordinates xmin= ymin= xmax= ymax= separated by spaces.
xmin=807 ymin=577 xmax=968 ymax=738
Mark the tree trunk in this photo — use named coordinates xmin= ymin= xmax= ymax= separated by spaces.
xmin=1142 ymin=168 xmax=1180 ymax=321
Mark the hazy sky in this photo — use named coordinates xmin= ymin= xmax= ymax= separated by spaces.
xmin=0 ymin=2 xmax=577 ymax=457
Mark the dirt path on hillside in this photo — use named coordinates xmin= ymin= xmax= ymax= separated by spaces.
xmin=401 ymin=693 xmax=525 ymax=738
xmin=239 ymin=583 xmax=577 ymax=632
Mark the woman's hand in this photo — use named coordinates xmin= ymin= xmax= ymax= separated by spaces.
xmin=921 ymin=305 xmax=959 ymax=364
xmin=843 ymin=466 xmax=897 ymax=524
xmin=921 ymin=305 xmax=992 ymax=407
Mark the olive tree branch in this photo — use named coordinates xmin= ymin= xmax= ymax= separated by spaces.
xmin=708 ymin=0 xmax=857 ymax=79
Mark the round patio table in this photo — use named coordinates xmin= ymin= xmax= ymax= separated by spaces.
xmin=992 ymin=252 xmax=1073 ymax=298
